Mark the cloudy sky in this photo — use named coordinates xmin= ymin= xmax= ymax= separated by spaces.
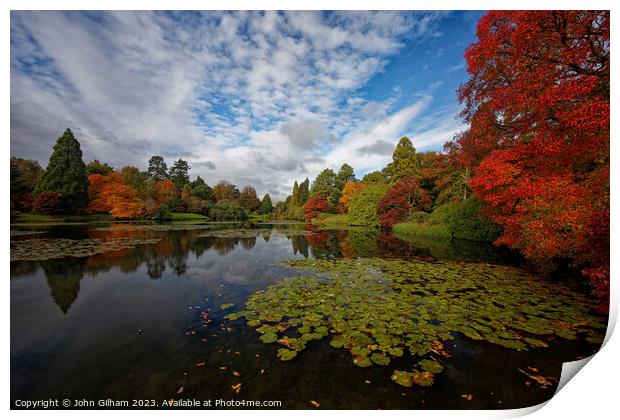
xmin=11 ymin=11 xmax=482 ymax=200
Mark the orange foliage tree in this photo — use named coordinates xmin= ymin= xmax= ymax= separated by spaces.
xmin=87 ymin=172 xmax=144 ymax=219
xmin=339 ymin=181 xmax=366 ymax=211
xmin=154 ymin=179 xmax=177 ymax=205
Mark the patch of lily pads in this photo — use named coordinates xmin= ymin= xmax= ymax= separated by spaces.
xmin=225 ymin=257 xmax=605 ymax=387
xmin=10 ymin=230 xmax=47 ymax=237
xmin=198 ymin=228 xmax=311 ymax=239
xmin=93 ymin=224 xmax=212 ymax=232
xmin=10 ymin=238 xmax=161 ymax=261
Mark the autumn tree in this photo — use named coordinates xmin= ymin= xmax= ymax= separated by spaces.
xmin=212 ymin=180 xmax=237 ymax=202
xmin=147 ymin=155 xmax=168 ymax=181
xmin=456 ymin=10 xmax=609 ymax=310
xmin=154 ymin=179 xmax=177 ymax=205
xmin=239 ymin=186 xmax=261 ymax=211
xmin=36 ymin=128 xmax=89 ymax=212
xmin=10 ymin=157 xmax=43 ymax=211
xmin=339 ymin=181 xmax=366 ymax=211
xmin=87 ymin=172 xmax=144 ymax=219
xmin=303 ymin=195 xmax=329 ymax=222
xmin=377 ymin=176 xmax=432 ymax=227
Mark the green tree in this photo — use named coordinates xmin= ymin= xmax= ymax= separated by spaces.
xmin=191 ymin=175 xmax=206 ymax=189
xmin=310 ymin=168 xmax=338 ymax=208
xmin=348 ymin=183 xmax=389 ymax=227
xmin=36 ymin=128 xmax=89 ymax=212
xmin=169 ymin=159 xmax=191 ymax=191
xmin=120 ymin=165 xmax=148 ymax=197
xmin=86 ymin=159 xmax=113 ymax=175
xmin=383 ymin=137 xmax=420 ymax=182
xmin=361 ymin=171 xmax=388 ymax=184
xmin=190 ymin=184 xmax=213 ymax=201
xmin=298 ymin=178 xmax=310 ymax=204
xmin=147 ymin=155 xmax=168 ymax=181
xmin=290 ymin=181 xmax=300 ymax=207
xmin=335 ymin=163 xmax=355 ymax=191
xmin=260 ymin=193 xmax=273 ymax=214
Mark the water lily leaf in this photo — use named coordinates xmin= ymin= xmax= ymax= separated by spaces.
xmin=391 ymin=370 xmax=413 ymax=387
xmin=277 ymin=348 xmax=298 ymax=361
xmin=220 ymin=303 xmax=234 ymax=310
xmin=419 ymin=359 xmax=443 ymax=374
xmin=370 ymin=353 xmax=390 ymax=366
xmin=259 ymin=332 xmax=278 ymax=343
xmin=353 ymin=355 xmax=373 ymax=368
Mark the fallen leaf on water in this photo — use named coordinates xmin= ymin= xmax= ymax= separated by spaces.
xmin=231 ymin=383 xmax=242 ymax=393
xmin=219 ymin=367 xmax=227 ymax=370
xmin=527 ymin=366 xmax=538 ymax=372
xmin=310 ymin=400 xmax=320 ymax=408
xmin=234 ymin=351 xmax=240 ymax=355
xmin=177 ymin=386 xmax=184 ymax=394
xmin=233 ymin=371 xmax=240 ymax=377
xmin=195 ymin=362 xmax=206 ymax=367
xmin=260 ymin=369 xmax=265 ymax=374
xmin=364 ymin=380 xmax=371 ymax=384
xmin=461 ymin=394 xmax=474 ymax=401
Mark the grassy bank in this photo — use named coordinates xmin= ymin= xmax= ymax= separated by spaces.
xmin=170 ymin=212 xmax=209 ymax=221
xmin=311 ymin=213 xmax=350 ymax=227
xmin=393 ymin=221 xmax=452 ymax=240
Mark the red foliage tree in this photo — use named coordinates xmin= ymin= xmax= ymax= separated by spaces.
xmin=456 ymin=11 xmax=609 ymax=311
xmin=303 ymin=195 xmax=329 ymax=221
xmin=32 ymin=191 xmax=65 ymax=215
xmin=377 ymin=176 xmax=432 ymax=227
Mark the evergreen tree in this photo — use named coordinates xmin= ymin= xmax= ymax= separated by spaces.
xmin=169 ymin=159 xmax=191 ymax=191
xmin=86 ymin=159 xmax=113 ymax=175
xmin=298 ymin=178 xmax=310 ymax=205
xmin=310 ymin=168 xmax=336 ymax=198
xmin=147 ymin=156 xmax=168 ymax=181
xmin=383 ymin=137 xmax=419 ymax=182
xmin=290 ymin=181 xmax=300 ymax=207
xmin=335 ymin=163 xmax=355 ymax=191
xmin=260 ymin=193 xmax=273 ymax=214
xmin=36 ymin=128 xmax=89 ymax=212
xmin=191 ymin=175 xmax=206 ymax=189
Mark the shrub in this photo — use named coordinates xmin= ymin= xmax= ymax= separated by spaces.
xmin=32 ymin=192 xmax=65 ymax=215
xmin=150 ymin=205 xmax=173 ymax=222
xmin=408 ymin=211 xmax=431 ymax=223
xmin=348 ymin=184 xmax=389 ymax=226
xmin=210 ymin=199 xmax=247 ymax=221
xmin=445 ymin=198 xmax=501 ymax=242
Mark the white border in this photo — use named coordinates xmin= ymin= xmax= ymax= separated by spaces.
xmin=3 ymin=1 xmax=617 ymax=419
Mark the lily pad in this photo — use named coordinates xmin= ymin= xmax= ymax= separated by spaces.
xmin=370 ymin=353 xmax=390 ymax=366
xmin=419 ymin=359 xmax=443 ymax=374
xmin=277 ymin=348 xmax=298 ymax=361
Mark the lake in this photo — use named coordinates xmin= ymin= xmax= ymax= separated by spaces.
xmin=10 ymin=222 xmax=605 ymax=409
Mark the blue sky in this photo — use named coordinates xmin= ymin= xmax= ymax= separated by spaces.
xmin=10 ymin=11 xmax=483 ymax=199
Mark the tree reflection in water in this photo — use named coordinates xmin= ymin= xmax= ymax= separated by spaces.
xmin=10 ymin=224 xmax=520 ymax=314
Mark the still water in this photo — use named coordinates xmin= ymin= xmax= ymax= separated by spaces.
xmin=10 ymin=222 xmax=602 ymax=409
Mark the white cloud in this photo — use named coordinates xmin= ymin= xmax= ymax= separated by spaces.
xmin=11 ymin=11 xmax=455 ymax=200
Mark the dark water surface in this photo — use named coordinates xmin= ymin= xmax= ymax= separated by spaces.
xmin=10 ymin=222 xmax=601 ymax=409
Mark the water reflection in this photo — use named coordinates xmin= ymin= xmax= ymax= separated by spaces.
xmin=10 ymin=224 xmax=519 ymax=315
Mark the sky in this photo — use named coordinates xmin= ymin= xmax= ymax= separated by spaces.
xmin=10 ymin=10 xmax=484 ymax=200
